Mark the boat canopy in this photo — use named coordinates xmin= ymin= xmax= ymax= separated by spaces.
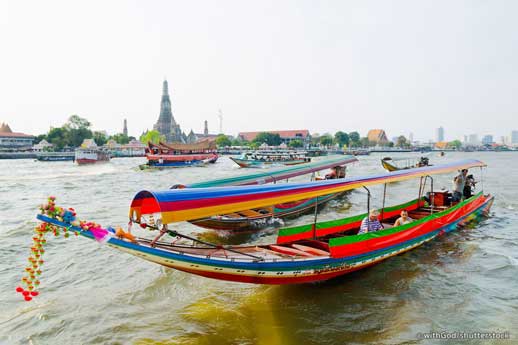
xmin=160 ymin=140 xmax=216 ymax=151
xmin=130 ymin=159 xmax=486 ymax=225
xmin=184 ymin=155 xmax=358 ymax=188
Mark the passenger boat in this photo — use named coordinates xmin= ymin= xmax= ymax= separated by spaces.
xmin=230 ymin=151 xmax=310 ymax=168
xmin=75 ymin=139 xmax=110 ymax=164
xmin=184 ymin=156 xmax=358 ymax=231
xmin=142 ymin=140 xmax=218 ymax=169
xmin=75 ymin=148 xmax=110 ymax=164
xmin=36 ymin=152 xmax=75 ymax=162
xmin=381 ymin=156 xmax=430 ymax=172
xmin=31 ymin=160 xmax=493 ymax=287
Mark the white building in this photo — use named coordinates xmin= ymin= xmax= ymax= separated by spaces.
xmin=467 ymin=134 xmax=479 ymax=145
xmin=0 ymin=123 xmax=34 ymax=149
xmin=33 ymin=139 xmax=53 ymax=151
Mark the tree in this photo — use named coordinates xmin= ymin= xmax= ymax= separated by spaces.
xmin=349 ymin=131 xmax=360 ymax=147
xmin=319 ymin=135 xmax=333 ymax=147
xmin=359 ymin=137 xmax=371 ymax=147
xmin=334 ymin=131 xmax=350 ymax=147
xmin=34 ymin=134 xmax=47 ymax=145
xmin=65 ymin=115 xmax=91 ymax=130
xmin=253 ymin=132 xmax=281 ymax=146
xmin=215 ymin=134 xmax=232 ymax=147
xmin=448 ymin=140 xmax=462 ymax=150
xmin=47 ymin=127 xmax=68 ymax=150
xmin=140 ymin=130 xmax=165 ymax=144
xmin=110 ymin=133 xmax=130 ymax=144
xmin=288 ymin=139 xmax=304 ymax=148
xmin=231 ymin=138 xmax=245 ymax=146
xmin=93 ymin=131 xmax=108 ymax=146
xmin=68 ymin=127 xmax=93 ymax=147
xmin=396 ymin=135 xmax=408 ymax=148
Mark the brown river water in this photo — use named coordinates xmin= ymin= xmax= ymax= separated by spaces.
xmin=0 ymin=152 xmax=516 ymax=345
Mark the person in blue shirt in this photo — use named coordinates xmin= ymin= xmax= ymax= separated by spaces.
xmin=358 ymin=209 xmax=384 ymax=234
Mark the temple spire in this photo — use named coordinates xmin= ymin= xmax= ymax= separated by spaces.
xmin=153 ymin=79 xmax=184 ymax=142
xmin=162 ymin=79 xmax=169 ymax=96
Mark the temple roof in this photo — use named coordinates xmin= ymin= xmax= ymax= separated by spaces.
xmin=0 ymin=122 xmax=13 ymax=133
xmin=0 ymin=122 xmax=34 ymax=138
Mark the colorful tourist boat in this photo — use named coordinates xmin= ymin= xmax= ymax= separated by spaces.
xmin=142 ymin=140 xmax=218 ymax=169
xmin=381 ymin=156 xmax=430 ymax=172
xmin=185 ymin=157 xmax=358 ymax=231
xmin=230 ymin=151 xmax=310 ymax=168
xmin=33 ymin=160 xmax=493 ymax=286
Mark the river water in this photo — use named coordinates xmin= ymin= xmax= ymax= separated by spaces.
xmin=0 ymin=152 xmax=516 ymax=345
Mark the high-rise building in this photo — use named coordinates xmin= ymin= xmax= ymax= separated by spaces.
xmin=435 ymin=127 xmax=444 ymax=142
xmin=481 ymin=135 xmax=493 ymax=145
xmin=511 ymin=130 xmax=518 ymax=144
xmin=204 ymin=120 xmax=208 ymax=136
xmin=123 ymin=119 xmax=128 ymax=137
xmin=153 ymin=80 xmax=185 ymax=142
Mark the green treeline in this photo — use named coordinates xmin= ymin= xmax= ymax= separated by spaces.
xmin=35 ymin=115 xmax=132 ymax=150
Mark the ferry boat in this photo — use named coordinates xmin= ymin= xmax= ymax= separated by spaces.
xmin=142 ymin=140 xmax=218 ymax=169
xmin=229 ymin=150 xmax=311 ymax=168
xmin=36 ymin=152 xmax=75 ymax=162
xmin=75 ymin=149 xmax=110 ymax=164
xmin=75 ymin=139 xmax=110 ymax=165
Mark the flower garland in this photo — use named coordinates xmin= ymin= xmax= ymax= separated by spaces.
xmin=16 ymin=196 xmax=91 ymax=301
xmin=17 ymin=196 xmax=132 ymax=301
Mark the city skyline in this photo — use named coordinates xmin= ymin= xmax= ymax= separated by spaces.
xmin=1 ymin=1 xmax=517 ymax=140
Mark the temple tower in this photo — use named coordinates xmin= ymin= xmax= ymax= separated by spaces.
xmin=153 ymin=80 xmax=185 ymax=142
xmin=204 ymin=120 xmax=208 ymax=136
xmin=123 ymin=119 xmax=128 ymax=136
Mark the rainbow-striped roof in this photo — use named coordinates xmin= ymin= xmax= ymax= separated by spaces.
xmin=184 ymin=155 xmax=358 ymax=188
xmin=130 ymin=159 xmax=486 ymax=224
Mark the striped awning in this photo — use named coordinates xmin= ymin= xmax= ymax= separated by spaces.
xmin=184 ymin=155 xmax=358 ymax=188
xmin=129 ymin=159 xmax=486 ymax=224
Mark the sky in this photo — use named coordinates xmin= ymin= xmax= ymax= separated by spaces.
xmin=1 ymin=0 xmax=517 ymax=141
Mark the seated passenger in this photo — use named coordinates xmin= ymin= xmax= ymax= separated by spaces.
xmin=358 ymin=210 xmax=384 ymax=234
xmin=325 ymin=167 xmax=338 ymax=179
xmin=394 ymin=210 xmax=414 ymax=227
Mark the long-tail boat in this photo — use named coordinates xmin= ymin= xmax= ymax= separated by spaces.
xmin=230 ymin=151 xmax=310 ymax=168
xmin=142 ymin=140 xmax=218 ymax=169
xmin=180 ymin=156 xmax=358 ymax=231
xmin=381 ymin=156 xmax=430 ymax=172
xmin=31 ymin=160 xmax=493 ymax=287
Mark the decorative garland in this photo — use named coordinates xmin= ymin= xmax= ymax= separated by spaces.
xmin=17 ymin=197 xmax=134 ymax=301
xmin=16 ymin=196 xmax=98 ymax=302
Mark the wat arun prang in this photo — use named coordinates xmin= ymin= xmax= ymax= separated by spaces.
xmin=153 ymin=80 xmax=187 ymax=143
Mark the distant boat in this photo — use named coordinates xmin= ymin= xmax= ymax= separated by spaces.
xmin=230 ymin=151 xmax=310 ymax=168
xmin=75 ymin=148 xmax=110 ymax=165
xmin=36 ymin=152 xmax=75 ymax=162
xmin=381 ymin=156 xmax=430 ymax=172
xmin=186 ymin=157 xmax=358 ymax=231
xmin=143 ymin=140 xmax=218 ymax=169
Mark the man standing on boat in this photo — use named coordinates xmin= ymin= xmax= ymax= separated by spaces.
xmin=453 ymin=169 xmax=468 ymax=202
xmin=358 ymin=210 xmax=384 ymax=234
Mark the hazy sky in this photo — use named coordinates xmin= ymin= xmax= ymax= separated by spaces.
xmin=1 ymin=0 xmax=517 ymax=141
